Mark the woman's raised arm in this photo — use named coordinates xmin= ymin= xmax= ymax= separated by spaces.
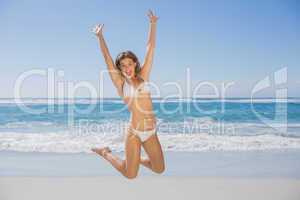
xmin=94 ymin=24 xmax=124 ymax=93
xmin=140 ymin=10 xmax=159 ymax=81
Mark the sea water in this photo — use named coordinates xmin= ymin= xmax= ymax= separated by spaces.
xmin=0 ymin=98 xmax=300 ymax=153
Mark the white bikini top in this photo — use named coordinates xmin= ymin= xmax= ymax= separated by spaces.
xmin=123 ymin=79 xmax=151 ymax=98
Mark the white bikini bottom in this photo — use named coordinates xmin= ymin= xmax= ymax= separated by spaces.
xmin=128 ymin=114 xmax=157 ymax=142
xmin=129 ymin=126 xmax=157 ymax=142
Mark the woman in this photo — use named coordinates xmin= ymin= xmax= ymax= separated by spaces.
xmin=91 ymin=9 xmax=165 ymax=179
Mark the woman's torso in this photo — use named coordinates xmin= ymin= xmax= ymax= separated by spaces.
xmin=122 ymin=78 xmax=156 ymax=131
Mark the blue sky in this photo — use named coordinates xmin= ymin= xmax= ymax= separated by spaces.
xmin=0 ymin=0 xmax=299 ymax=98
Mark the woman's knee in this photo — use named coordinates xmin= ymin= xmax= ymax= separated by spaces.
xmin=123 ymin=164 xmax=140 ymax=179
xmin=124 ymin=171 xmax=138 ymax=179
xmin=153 ymin=163 xmax=165 ymax=174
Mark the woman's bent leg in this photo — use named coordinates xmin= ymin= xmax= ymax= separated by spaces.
xmin=141 ymin=134 xmax=165 ymax=174
xmin=92 ymin=131 xmax=141 ymax=179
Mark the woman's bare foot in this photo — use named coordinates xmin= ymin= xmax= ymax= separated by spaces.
xmin=91 ymin=147 xmax=112 ymax=157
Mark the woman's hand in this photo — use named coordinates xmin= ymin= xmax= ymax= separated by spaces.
xmin=147 ymin=9 xmax=159 ymax=24
xmin=92 ymin=24 xmax=104 ymax=37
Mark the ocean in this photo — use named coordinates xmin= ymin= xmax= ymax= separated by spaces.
xmin=0 ymin=98 xmax=300 ymax=153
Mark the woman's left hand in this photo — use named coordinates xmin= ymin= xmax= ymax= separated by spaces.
xmin=147 ymin=9 xmax=159 ymax=23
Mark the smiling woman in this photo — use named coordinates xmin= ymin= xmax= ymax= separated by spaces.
xmin=91 ymin=9 xmax=165 ymax=179
xmin=115 ymin=51 xmax=142 ymax=79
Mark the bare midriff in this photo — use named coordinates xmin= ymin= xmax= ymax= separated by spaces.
xmin=123 ymin=91 xmax=156 ymax=131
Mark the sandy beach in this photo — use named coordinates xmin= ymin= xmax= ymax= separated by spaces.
xmin=1 ymin=177 xmax=300 ymax=200
xmin=1 ymin=150 xmax=300 ymax=199
xmin=1 ymin=150 xmax=300 ymax=177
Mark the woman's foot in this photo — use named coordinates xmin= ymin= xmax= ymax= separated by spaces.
xmin=91 ymin=146 xmax=112 ymax=157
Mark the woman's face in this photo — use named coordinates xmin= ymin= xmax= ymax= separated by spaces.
xmin=119 ymin=57 xmax=137 ymax=79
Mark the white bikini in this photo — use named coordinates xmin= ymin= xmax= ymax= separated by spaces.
xmin=123 ymin=79 xmax=157 ymax=142
xmin=122 ymin=78 xmax=151 ymax=98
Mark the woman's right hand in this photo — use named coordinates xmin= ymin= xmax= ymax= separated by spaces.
xmin=92 ymin=24 xmax=104 ymax=37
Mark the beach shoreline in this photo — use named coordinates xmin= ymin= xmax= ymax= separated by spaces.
xmin=1 ymin=149 xmax=300 ymax=178
xmin=2 ymin=146 xmax=300 ymax=200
